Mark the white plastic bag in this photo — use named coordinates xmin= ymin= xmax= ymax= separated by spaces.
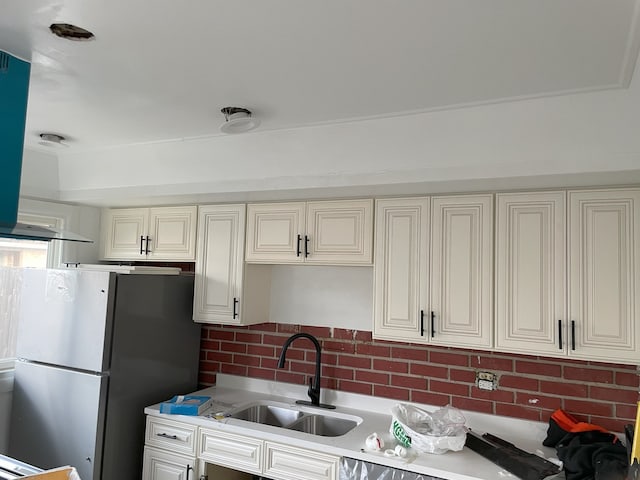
xmin=390 ymin=404 xmax=467 ymax=454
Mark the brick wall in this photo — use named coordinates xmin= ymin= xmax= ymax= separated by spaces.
xmin=199 ymin=323 xmax=640 ymax=433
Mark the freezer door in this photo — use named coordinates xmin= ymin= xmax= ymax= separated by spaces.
xmin=15 ymin=269 xmax=114 ymax=372
xmin=8 ymin=361 xmax=107 ymax=480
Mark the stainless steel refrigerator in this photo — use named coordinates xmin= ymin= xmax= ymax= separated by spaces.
xmin=8 ymin=268 xmax=201 ymax=480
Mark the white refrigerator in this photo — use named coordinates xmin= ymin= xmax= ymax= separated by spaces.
xmin=8 ymin=268 xmax=201 ymax=480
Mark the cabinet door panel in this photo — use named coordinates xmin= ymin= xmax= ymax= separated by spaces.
xmin=495 ymin=192 xmax=566 ymax=355
xmin=198 ymin=428 xmax=262 ymax=476
xmin=430 ymin=195 xmax=493 ymax=348
xmin=373 ymin=198 xmax=429 ymax=342
xmin=148 ymin=206 xmax=197 ymax=260
xmin=264 ymin=442 xmax=339 ymax=480
xmin=569 ymin=189 xmax=640 ymax=362
xmin=193 ymin=205 xmax=245 ymax=324
xmin=246 ymin=203 xmax=305 ymax=263
xmin=305 ymin=199 xmax=373 ymax=264
xmin=142 ymin=446 xmax=196 ymax=480
xmin=101 ymin=208 xmax=148 ymax=259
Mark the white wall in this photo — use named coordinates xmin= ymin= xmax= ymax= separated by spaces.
xmin=17 ymin=198 xmax=101 ymax=264
xmin=269 ymin=265 xmax=373 ymax=330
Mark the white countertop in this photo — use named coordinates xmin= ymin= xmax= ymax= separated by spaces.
xmin=144 ymin=374 xmax=564 ymax=480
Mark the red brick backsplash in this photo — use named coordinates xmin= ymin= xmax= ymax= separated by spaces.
xmin=198 ymin=323 xmax=640 ymax=433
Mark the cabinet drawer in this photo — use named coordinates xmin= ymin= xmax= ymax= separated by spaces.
xmin=145 ymin=416 xmax=198 ymax=455
xmin=264 ymin=441 xmax=339 ymax=480
xmin=199 ymin=428 xmax=263 ymax=476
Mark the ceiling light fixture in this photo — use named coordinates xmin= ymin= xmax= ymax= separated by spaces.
xmin=49 ymin=23 xmax=95 ymax=41
xmin=220 ymin=107 xmax=260 ymax=134
xmin=38 ymin=133 xmax=69 ymax=148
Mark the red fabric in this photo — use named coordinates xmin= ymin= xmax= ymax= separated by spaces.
xmin=550 ymin=409 xmax=612 ymax=436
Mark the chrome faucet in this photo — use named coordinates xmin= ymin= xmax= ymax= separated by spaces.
xmin=277 ymin=333 xmax=335 ymax=409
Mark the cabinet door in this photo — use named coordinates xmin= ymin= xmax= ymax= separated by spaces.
xmin=100 ymin=208 xmax=148 ymax=260
xmin=305 ymin=199 xmax=373 ymax=265
xmin=373 ymin=198 xmax=429 ymax=342
xmin=264 ymin=442 xmax=339 ymax=480
xmin=193 ymin=205 xmax=245 ymax=324
xmin=568 ymin=189 xmax=640 ymax=363
xmin=430 ymin=195 xmax=493 ymax=348
xmin=142 ymin=446 xmax=196 ymax=480
xmin=148 ymin=206 xmax=197 ymax=260
xmin=495 ymin=192 xmax=566 ymax=355
xmin=245 ymin=203 xmax=306 ymax=263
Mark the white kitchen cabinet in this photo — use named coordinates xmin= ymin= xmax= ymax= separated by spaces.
xmin=495 ymin=191 xmax=566 ymax=355
xmin=100 ymin=206 xmax=197 ymax=261
xmin=193 ymin=204 xmax=270 ymax=325
xmin=199 ymin=427 xmax=263 ymax=476
xmin=142 ymin=446 xmax=197 ymax=480
xmin=567 ymin=189 xmax=640 ymax=363
xmin=429 ymin=195 xmax=493 ymax=348
xmin=495 ymin=188 xmax=640 ymax=364
xmin=142 ymin=416 xmax=199 ymax=480
xmin=373 ymin=195 xmax=493 ymax=349
xmin=198 ymin=427 xmax=339 ymax=480
xmin=245 ymin=199 xmax=373 ymax=265
xmin=373 ymin=197 xmax=430 ymax=342
xmin=264 ymin=441 xmax=339 ymax=480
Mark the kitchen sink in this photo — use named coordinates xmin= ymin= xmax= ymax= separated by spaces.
xmin=228 ymin=401 xmax=361 ymax=437
xmin=287 ymin=414 xmax=359 ymax=437
xmin=230 ymin=404 xmax=304 ymax=427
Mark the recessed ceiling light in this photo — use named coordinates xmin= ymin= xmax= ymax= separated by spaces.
xmin=49 ymin=23 xmax=95 ymax=41
xmin=220 ymin=107 xmax=260 ymax=134
xmin=38 ymin=133 xmax=69 ymax=148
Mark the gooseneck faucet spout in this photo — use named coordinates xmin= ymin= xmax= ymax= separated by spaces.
xmin=277 ymin=333 xmax=335 ymax=409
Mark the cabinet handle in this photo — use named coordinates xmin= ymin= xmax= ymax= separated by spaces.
xmin=420 ymin=310 xmax=425 ymax=336
xmin=140 ymin=236 xmax=145 ymax=255
xmin=571 ymin=320 xmax=576 ymax=350
xmin=157 ymin=433 xmax=178 ymax=440
xmin=431 ymin=311 xmax=435 ymax=338
xmin=558 ymin=319 xmax=563 ymax=349
xmin=145 ymin=235 xmax=151 ymax=254
xmin=233 ymin=297 xmax=239 ymax=319
xmin=304 ymin=235 xmax=310 ymax=257
xmin=186 ymin=464 xmax=193 ymax=480
xmin=296 ymin=234 xmax=302 ymax=257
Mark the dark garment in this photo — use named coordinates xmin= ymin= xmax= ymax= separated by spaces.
xmin=556 ymin=431 xmax=628 ymax=480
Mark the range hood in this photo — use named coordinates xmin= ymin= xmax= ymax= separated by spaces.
xmin=0 ymin=49 xmax=91 ymax=243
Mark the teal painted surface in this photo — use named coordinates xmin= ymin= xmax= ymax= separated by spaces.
xmin=0 ymin=50 xmax=30 ymax=225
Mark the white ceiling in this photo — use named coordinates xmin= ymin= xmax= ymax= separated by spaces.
xmin=3 ymin=0 xmax=640 ymax=152
xmin=5 ymin=0 xmax=640 ymax=208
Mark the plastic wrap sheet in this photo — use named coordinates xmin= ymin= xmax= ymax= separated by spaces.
xmin=340 ymin=457 xmax=442 ymax=480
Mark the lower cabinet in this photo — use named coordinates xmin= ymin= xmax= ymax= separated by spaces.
xmin=198 ymin=427 xmax=339 ymax=480
xmin=144 ymin=416 xmax=340 ymax=480
xmin=142 ymin=446 xmax=198 ymax=480
xmin=142 ymin=416 xmax=199 ymax=480
xmin=264 ymin=441 xmax=340 ymax=480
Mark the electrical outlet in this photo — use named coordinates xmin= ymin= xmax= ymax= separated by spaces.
xmin=475 ymin=371 xmax=498 ymax=391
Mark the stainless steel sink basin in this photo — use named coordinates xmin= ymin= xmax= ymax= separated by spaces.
xmin=229 ymin=401 xmax=361 ymax=437
xmin=230 ymin=404 xmax=304 ymax=427
xmin=286 ymin=414 xmax=359 ymax=437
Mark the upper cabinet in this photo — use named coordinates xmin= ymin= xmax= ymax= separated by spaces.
xmin=100 ymin=206 xmax=197 ymax=261
xmin=245 ymin=199 xmax=373 ymax=265
xmin=373 ymin=194 xmax=493 ymax=349
xmin=495 ymin=191 xmax=566 ymax=356
xmin=495 ymin=188 xmax=640 ymax=363
xmin=193 ymin=204 xmax=270 ymax=325
xmin=567 ymin=189 xmax=640 ymax=363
